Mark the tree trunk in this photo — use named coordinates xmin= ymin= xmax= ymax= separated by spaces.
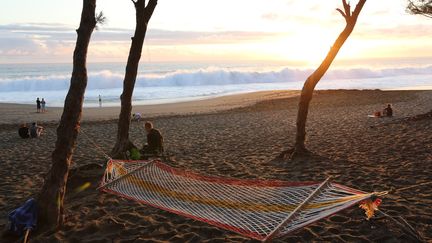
xmin=290 ymin=0 xmax=367 ymax=158
xmin=37 ymin=0 xmax=96 ymax=227
xmin=111 ymin=0 xmax=158 ymax=159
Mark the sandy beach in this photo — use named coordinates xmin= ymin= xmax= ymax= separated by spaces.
xmin=0 ymin=91 xmax=299 ymax=125
xmin=0 ymin=89 xmax=431 ymax=242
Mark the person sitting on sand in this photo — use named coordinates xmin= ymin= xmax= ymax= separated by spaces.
xmin=29 ymin=122 xmax=44 ymax=138
xmin=141 ymin=121 xmax=164 ymax=156
xmin=383 ymin=104 xmax=393 ymax=117
xmin=132 ymin=113 xmax=142 ymax=122
xmin=18 ymin=124 xmax=30 ymax=139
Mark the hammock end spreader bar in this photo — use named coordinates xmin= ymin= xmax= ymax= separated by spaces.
xmin=263 ymin=177 xmax=332 ymax=242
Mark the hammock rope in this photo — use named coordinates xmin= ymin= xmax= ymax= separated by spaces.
xmin=98 ymin=159 xmax=384 ymax=241
xmin=79 ymin=127 xmax=112 ymax=160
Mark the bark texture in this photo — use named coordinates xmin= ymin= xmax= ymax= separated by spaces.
xmin=290 ymin=0 xmax=367 ymax=158
xmin=111 ymin=0 xmax=158 ymax=159
xmin=37 ymin=0 xmax=96 ymax=227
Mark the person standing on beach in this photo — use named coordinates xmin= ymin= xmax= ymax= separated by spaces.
xmin=36 ymin=98 xmax=41 ymax=113
xmin=99 ymin=95 xmax=102 ymax=108
xmin=41 ymin=98 xmax=46 ymax=113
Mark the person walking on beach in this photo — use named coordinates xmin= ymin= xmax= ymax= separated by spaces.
xmin=99 ymin=95 xmax=102 ymax=108
xmin=30 ymin=122 xmax=44 ymax=138
xmin=36 ymin=98 xmax=41 ymax=113
xmin=41 ymin=98 xmax=46 ymax=113
xmin=383 ymin=104 xmax=393 ymax=117
xmin=141 ymin=121 xmax=164 ymax=156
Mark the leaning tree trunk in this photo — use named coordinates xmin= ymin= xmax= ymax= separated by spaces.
xmin=111 ymin=0 xmax=158 ymax=158
xmin=37 ymin=0 xmax=96 ymax=227
xmin=288 ymin=0 xmax=367 ymax=158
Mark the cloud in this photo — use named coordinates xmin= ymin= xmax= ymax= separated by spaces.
xmin=0 ymin=23 xmax=285 ymax=63
xmin=0 ymin=38 xmax=40 ymax=53
xmin=1 ymin=20 xmax=432 ymax=64
xmin=0 ymin=23 xmax=281 ymax=44
xmin=261 ymin=13 xmax=280 ymax=21
xmin=355 ymin=24 xmax=432 ymax=39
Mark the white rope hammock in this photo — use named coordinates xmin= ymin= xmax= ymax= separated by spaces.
xmin=98 ymin=159 xmax=385 ymax=241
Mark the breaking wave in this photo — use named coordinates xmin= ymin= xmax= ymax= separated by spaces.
xmin=0 ymin=65 xmax=432 ymax=92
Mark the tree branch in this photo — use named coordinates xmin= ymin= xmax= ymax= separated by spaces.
xmin=342 ymin=0 xmax=351 ymax=18
xmin=336 ymin=8 xmax=347 ymax=20
xmin=337 ymin=0 xmax=367 ymax=24
xmin=144 ymin=0 xmax=158 ymax=23
xmin=352 ymin=0 xmax=367 ymax=18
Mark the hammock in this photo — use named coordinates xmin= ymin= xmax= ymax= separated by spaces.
xmin=98 ymin=159 xmax=384 ymax=241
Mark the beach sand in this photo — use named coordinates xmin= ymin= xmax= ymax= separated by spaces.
xmin=0 ymin=91 xmax=299 ymax=125
xmin=0 ymin=90 xmax=431 ymax=242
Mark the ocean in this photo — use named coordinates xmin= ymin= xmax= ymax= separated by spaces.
xmin=0 ymin=62 xmax=431 ymax=107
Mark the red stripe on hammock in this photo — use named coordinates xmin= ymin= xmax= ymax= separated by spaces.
xmin=109 ymin=159 xmax=319 ymax=187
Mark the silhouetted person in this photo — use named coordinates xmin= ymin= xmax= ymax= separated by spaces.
xmin=30 ymin=122 xmax=43 ymax=138
xmin=18 ymin=124 xmax=30 ymax=139
xmin=383 ymin=104 xmax=393 ymax=117
xmin=142 ymin=121 xmax=163 ymax=156
xmin=41 ymin=98 xmax=46 ymax=113
xmin=99 ymin=95 xmax=102 ymax=108
xmin=36 ymin=98 xmax=41 ymax=113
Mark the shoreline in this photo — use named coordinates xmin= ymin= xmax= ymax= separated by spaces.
xmin=0 ymin=90 xmax=299 ymax=125
xmin=2 ymin=89 xmax=432 ymax=126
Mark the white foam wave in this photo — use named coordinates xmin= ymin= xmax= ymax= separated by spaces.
xmin=0 ymin=65 xmax=431 ymax=92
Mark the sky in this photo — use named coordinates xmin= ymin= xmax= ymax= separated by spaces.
xmin=0 ymin=0 xmax=431 ymax=66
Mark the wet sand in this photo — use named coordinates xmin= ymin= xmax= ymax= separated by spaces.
xmin=0 ymin=90 xmax=431 ymax=242
xmin=0 ymin=91 xmax=298 ymax=125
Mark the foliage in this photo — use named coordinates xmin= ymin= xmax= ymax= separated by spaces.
xmin=95 ymin=11 xmax=106 ymax=30
xmin=407 ymin=0 xmax=432 ymax=18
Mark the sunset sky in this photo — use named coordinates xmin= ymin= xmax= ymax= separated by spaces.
xmin=1 ymin=0 xmax=431 ymax=66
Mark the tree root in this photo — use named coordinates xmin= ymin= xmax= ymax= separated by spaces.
xmin=277 ymin=146 xmax=311 ymax=160
xmin=110 ymin=140 xmax=137 ymax=159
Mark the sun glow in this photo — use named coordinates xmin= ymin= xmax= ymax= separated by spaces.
xmin=2 ymin=1 xmax=432 ymax=64
xmin=246 ymin=29 xmax=338 ymax=66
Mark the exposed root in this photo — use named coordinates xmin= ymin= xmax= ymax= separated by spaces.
xmin=110 ymin=140 xmax=137 ymax=159
xmin=277 ymin=146 xmax=311 ymax=161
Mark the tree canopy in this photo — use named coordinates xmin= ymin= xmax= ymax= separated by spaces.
xmin=407 ymin=0 xmax=432 ymax=18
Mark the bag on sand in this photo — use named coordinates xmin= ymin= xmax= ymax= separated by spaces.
xmin=7 ymin=198 xmax=37 ymax=236
xmin=128 ymin=148 xmax=142 ymax=160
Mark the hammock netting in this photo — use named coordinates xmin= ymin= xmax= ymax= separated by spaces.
xmin=99 ymin=159 xmax=377 ymax=241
